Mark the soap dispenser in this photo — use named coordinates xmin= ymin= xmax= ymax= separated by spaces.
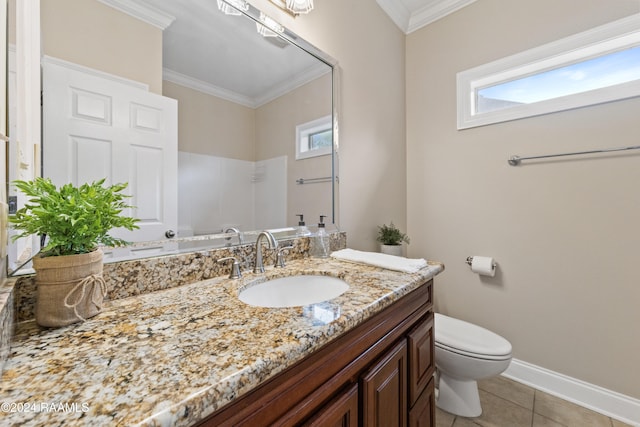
xmin=296 ymin=214 xmax=311 ymax=237
xmin=311 ymin=215 xmax=330 ymax=258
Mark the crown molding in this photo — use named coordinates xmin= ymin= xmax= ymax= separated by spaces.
xmin=163 ymin=69 xmax=257 ymax=108
xmin=375 ymin=0 xmax=411 ymax=34
xmin=254 ymin=64 xmax=331 ymax=107
xmin=377 ymin=0 xmax=476 ymax=34
xmin=163 ymin=65 xmax=331 ymax=110
xmin=408 ymin=0 xmax=477 ymax=33
xmin=97 ymin=0 xmax=175 ymax=30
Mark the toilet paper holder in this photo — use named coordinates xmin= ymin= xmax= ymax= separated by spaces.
xmin=466 ymin=256 xmax=497 ymax=270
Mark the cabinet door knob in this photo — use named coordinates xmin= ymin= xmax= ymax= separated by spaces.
xmin=165 ymin=230 xmax=176 ymax=238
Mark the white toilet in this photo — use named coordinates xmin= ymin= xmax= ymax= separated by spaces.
xmin=434 ymin=313 xmax=512 ymax=417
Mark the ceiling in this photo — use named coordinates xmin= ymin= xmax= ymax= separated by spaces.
xmin=98 ymin=0 xmax=330 ymax=108
xmin=95 ymin=0 xmax=476 ymax=105
xmin=376 ymin=0 xmax=477 ymax=34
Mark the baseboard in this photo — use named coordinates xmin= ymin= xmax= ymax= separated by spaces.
xmin=503 ymin=358 xmax=640 ymax=427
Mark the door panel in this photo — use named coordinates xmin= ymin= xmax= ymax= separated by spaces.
xmin=42 ymin=58 xmax=177 ymax=242
xmin=361 ymin=340 xmax=408 ymax=427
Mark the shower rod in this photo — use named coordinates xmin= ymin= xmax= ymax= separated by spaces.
xmin=508 ymin=144 xmax=640 ymax=166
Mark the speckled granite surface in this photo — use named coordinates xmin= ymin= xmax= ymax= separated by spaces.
xmin=0 ymin=257 xmax=443 ymax=427
xmin=12 ymin=233 xmax=347 ymax=323
xmin=0 ymin=280 xmax=14 ymax=375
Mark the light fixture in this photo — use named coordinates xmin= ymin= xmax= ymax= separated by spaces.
xmin=216 ymin=0 xmax=249 ymax=16
xmin=285 ymin=0 xmax=314 ymax=14
xmin=256 ymin=12 xmax=284 ymax=37
xmin=269 ymin=0 xmax=314 ymax=16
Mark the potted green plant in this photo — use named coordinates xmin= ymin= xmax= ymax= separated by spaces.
xmin=10 ymin=177 xmax=139 ymax=327
xmin=376 ymin=222 xmax=410 ymax=256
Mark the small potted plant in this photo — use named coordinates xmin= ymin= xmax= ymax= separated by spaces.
xmin=10 ymin=177 xmax=139 ymax=327
xmin=376 ymin=222 xmax=410 ymax=256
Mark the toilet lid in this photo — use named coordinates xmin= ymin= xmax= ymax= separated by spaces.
xmin=435 ymin=313 xmax=512 ymax=359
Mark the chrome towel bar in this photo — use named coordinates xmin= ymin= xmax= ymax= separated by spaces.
xmin=508 ymin=144 xmax=640 ymax=166
xmin=296 ymin=176 xmax=334 ymax=184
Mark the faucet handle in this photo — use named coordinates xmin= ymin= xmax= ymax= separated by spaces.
xmin=275 ymin=245 xmax=294 ymax=268
xmin=218 ymin=256 xmax=242 ymax=279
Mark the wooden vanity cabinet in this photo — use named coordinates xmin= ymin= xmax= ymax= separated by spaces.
xmin=408 ymin=314 xmax=436 ymax=427
xmin=302 ymin=384 xmax=359 ymax=426
xmin=361 ymin=340 xmax=408 ymax=426
xmin=198 ymin=280 xmax=435 ymax=427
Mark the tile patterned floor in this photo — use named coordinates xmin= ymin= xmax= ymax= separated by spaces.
xmin=435 ymin=376 xmax=636 ymax=427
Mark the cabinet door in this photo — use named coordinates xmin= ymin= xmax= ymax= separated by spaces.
xmin=303 ymin=384 xmax=358 ymax=427
xmin=409 ymin=377 xmax=435 ymax=427
xmin=408 ymin=314 xmax=435 ymax=406
xmin=361 ymin=340 xmax=408 ymax=427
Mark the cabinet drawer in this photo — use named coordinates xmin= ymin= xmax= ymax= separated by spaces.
xmin=409 ymin=377 xmax=435 ymax=427
xmin=303 ymin=383 xmax=358 ymax=427
xmin=408 ymin=313 xmax=434 ymax=406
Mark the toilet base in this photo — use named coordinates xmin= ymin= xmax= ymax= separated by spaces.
xmin=436 ymin=373 xmax=482 ymax=417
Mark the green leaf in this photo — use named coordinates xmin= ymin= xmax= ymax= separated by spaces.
xmin=9 ymin=178 xmax=140 ymax=256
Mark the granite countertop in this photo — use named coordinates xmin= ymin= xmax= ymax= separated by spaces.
xmin=0 ymin=257 xmax=443 ymax=427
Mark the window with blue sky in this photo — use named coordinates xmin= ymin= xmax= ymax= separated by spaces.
xmin=456 ymin=14 xmax=640 ymax=129
xmin=477 ymin=45 xmax=640 ymax=113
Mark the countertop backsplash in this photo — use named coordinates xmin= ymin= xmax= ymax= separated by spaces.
xmin=12 ymin=232 xmax=346 ymax=323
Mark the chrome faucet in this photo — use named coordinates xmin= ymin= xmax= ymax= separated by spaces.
xmin=254 ymin=231 xmax=278 ymax=273
xmin=224 ymin=227 xmax=245 ymax=245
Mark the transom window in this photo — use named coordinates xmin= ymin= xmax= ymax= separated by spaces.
xmin=295 ymin=115 xmax=332 ymax=160
xmin=457 ymin=14 xmax=640 ymax=129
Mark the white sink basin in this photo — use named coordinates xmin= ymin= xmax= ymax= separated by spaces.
xmin=239 ymin=275 xmax=349 ymax=308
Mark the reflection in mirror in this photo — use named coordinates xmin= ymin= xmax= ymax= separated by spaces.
xmin=8 ymin=0 xmax=338 ymax=273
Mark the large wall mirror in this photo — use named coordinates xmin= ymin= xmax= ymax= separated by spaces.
xmin=8 ymin=0 xmax=339 ymax=273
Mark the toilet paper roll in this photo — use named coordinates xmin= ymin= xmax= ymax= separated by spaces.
xmin=471 ymin=256 xmax=496 ymax=277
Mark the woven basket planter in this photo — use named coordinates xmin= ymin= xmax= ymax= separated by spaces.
xmin=33 ymin=249 xmax=107 ymax=327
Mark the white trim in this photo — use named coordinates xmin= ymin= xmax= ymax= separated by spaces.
xmin=163 ymin=68 xmax=256 ymax=108
xmin=503 ymin=359 xmax=640 ymax=427
xmin=16 ymin=0 xmax=40 ymax=181
xmin=42 ymin=56 xmax=150 ymax=92
xmin=376 ymin=0 xmax=476 ymax=34
xmin=295 ymin=115 xmax=332 ymax=160
xmin=255 ymin=64 xmax=331 ymax=107
xmin=457 ymin=13 xmax=640 ymax=129
xmin=163 ymin=65 xmax=331 ymax=109
xmin=375 ymin=0 xmax=410 ymax=34
xmin=96 ymin=0 xmax=175 ymax=30
xmin=408 ymin=0 xmax=477 ymax=34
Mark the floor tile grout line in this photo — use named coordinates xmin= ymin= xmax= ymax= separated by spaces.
xmin=478 ymin=385 xmax=536 ymax=414
xmin=444 ymin=381 xmax=631 ymax=427
xmin=531 ymin=389 xmax=535 ymax=427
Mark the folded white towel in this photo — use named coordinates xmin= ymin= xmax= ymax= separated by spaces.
xmin=330 ymin=248 xmax=428 ymax=273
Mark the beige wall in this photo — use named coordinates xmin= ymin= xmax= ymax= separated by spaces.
xmin=406 ymin=0 xmax=640 ymax=399
xmin=255 ymin=74 xmax=332 ymax=225
xmin=40 ymin=0 xmax=162 ymax=93
xmin=251 ymin=0 xmax=407 ymax=248
xmin=163 ymin=81 xmax=255 ymax=161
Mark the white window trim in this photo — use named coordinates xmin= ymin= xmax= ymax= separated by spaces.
xmin=457 ymin=13 xmax=640 ymax=130
xmin=295 ymin=115 xmax=332 ymax=160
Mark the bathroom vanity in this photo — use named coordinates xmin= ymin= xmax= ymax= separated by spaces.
xmin=203 ymin=272 xmax=435 ymax=426
xmin=0 ymin=257 xmax=442 ymax=426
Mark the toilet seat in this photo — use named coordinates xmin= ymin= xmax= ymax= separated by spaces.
xmin=435 ymin=313 xmax=512 ymax=361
